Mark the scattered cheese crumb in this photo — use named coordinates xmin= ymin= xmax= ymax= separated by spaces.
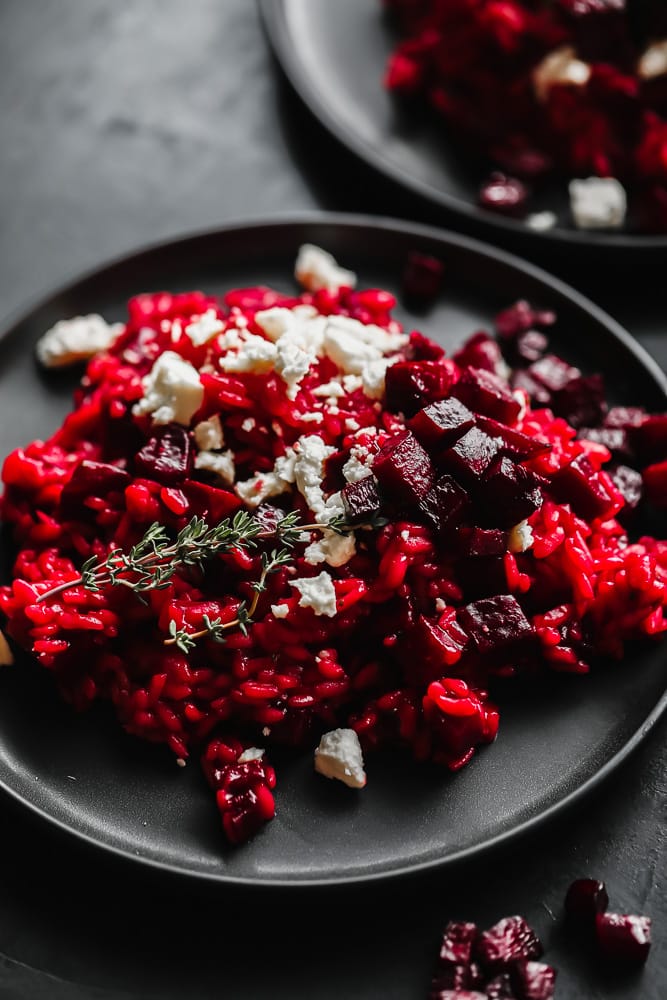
xmin=295 ymin=244 xmax=357 ymax=292
xmin=638 ymin=39 xmax=667 ymax=79
xmin=526 ymin=211 xmax=558 ymax=232
xmin=508 ymin=520 xmax=534 ymax=553
xmin=0 ymin=630 xmax=14 ymax=666
xmin=342 ymin=447 xmax=373 ymax=484
xmin=435 ymin=598 xmax=447 ymax=613
xmin=290 ymin=571 xmax=338 ymax=617
xmin=194 ymin=449 xmax=235 ymax=485
xmin=271 ymin=603 xmax=290 ymax=619
xmin=219 ymin=333 xmax=277 ymax=374
xmin=312 ymin=380 xmax=345 ymax=398
xmin=274 ymin=333 xmax=316 ymax=399
xmin=35 ymin=314 xmax=124 ymax=369
xmin=241 ymin=417 xmax=256 ymax=432
xmin=533 ymin=46 xmax=591 ymax=102
xmin=235 ymin=448 xmax=297 ymax=507
xmin=176 ymin=758 xmax=186 ymax=768
xmin=314 ymin=728 xmax=367 ymax=789
xmin=194 ymin=415 xmax=224 ymax=451
xmin=299 ymin=411 xmax=324 ymax=423
xmin=569 ymin=177 xmax=627 ymax=230
xmin=238 ymin=747 xmax=265 ymax=763
xmin=184 ymin=309 xmax=224 ymax=347
xmin=133 ymin=351 xmax=204 ymax=426
xmin=304 ymin=529 xmax=356 ymax=568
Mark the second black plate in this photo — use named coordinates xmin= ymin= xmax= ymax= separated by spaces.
xmin=0 ymin=213 xmax=665 ymax=888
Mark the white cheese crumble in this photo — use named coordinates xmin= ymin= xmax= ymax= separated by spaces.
xmin=638 ymin=39 xmax=667 ymax=79
xmin=299 ymin=411 xmax=324 ymax=423
xmin=35 ymin=314 xmax=124 ymax=369
xmin=304 ymin=529 xmax=356 ymax=568
xmin=235 ymin=447 xmax=297 ymax=507
xmin=133 ymin=351 xmax=204 ymax=426
xmin=219 ymin=333 xmax=277 ymax=374
xmin=194 ymin=449 xmax=235 ymax=485
xmin=526 ymin=211 xmax=558 ymax=232
xmin=295 ymin=244 xmax=357 ymax=293
xmin=271 ymin=603 xmax=290 ymax=619
xmin=184 ymin=309 xmax=224 ymax=347
xmin=312 ymin=380 xmax=346 ymax=399
xmin=322 ymin=315 xmax=407 ymax=376
xmin=0 ymin=630 xmax=14 ymax=667
xmin=193 ymin=415 xmax=224 ymax=451
xmin=362 ymin=357 xmax=395 ymax=400
xmin=274 ymin=333 xmax=315 ymax=399
xmin=290 ymin=571 xmax=338 ymax=617
xmin=532 ymin=46 xmax=591 ymax=102
xmin=293 ymin=435 xmax=337 ymax=520
xmin=241 ymin=417 xmax=256 ymax=432
xmin=342 ymin=447 xmax=373 ymax=484
xmin=569 ymin=177 xmax=627 ymax=230
xmin=508 ymin=520 xmax=534 ymax=554
xmin=238 ymin=747 xmax=265 ymax=763
xmin=314 ymin=728 xmax=367 ymax=789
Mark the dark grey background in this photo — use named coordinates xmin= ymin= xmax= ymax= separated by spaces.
xmin=0 ymin=1 xmax=664 ymax=997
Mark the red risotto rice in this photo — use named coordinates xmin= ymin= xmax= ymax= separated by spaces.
xmin=1 ymin=244 xmax=666 ymax=845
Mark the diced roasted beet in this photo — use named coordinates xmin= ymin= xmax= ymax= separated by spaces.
xmin=608 ymin=464 xmax=643 ymax=513
xmin=564 ymin=878 xmax=609 ymax=925
xmin=528 ymin=354 xmax=581 ymax=393
xmin=485 ymin=974 xmax=517 ymax=999
xmin=510 ymin=961 xmax=556 ymax=1000
xmin=479 ymin=457 xmax=543 ymax=528
xmin=322 ymin=449 xmax=349 ymax=493
xmin=510 ymin=370 xmax=552 ymax=407
xmin=418 ymin=475 xmax=470 ymax=536
xmin=595 ymin=913 xmax=652 ymax=964
xmin=440 ymin=428 xmax=504 ymax=485
xmin=476 ymin=417 xmax=551 ymax=463
xmin=478 ymin=173 xmax=529 ymax=216
xmin=495 ymin=301 xmax=556 ymax=339
xmin=551 ymin=454 xmax=623 ymax=521
xmin=476 ymin=915 xmax=543 ymax=972
xmin=630 ymin=413 xmax=667 ymax=464
xmin=372 ymin=430 xmax=435 ymax=505
xmin=401 ymin=250 xmax=445 ymax=304
xmin=459 ymin=596 xmax=534 ymax=658
xmin=513 ymin=330 xmax=548 ymax=364
xmin=431 ymin=966 xmax=471 ymax=992
xmin=402 ymin=615 xmax=469 ymax=683
xmin=452 ymin=332 xmax=507 ymax=376
xmin=135 ymin=424 xmax=194 ymax=485
xmin=408 ymin=398 xmax=475 ymax=449
xmin=439 ymin=921 xmax=479 ymax=967
xmin=577 ymin=426 xmax=632 ymax=460
xmin=342 ymin=476 xmax=382 ymax=523
xmin=408 ymin=330 xmax=445 ymax=361
xmin=428 ymin=992 xmax=486 ymax=1000
xmin=459 ymin=527 xmax=508 ymax=558
xmin=642 ymin=459 xmax=667 ymax=507
xmin=604 ymin=405 xmax=647 ymax=429
xmin=552 ymin=373 xmax=607 ymax=429
xmin=59 ymin=460 xmax=130 ymax=517
xmin=385 ymin=360 xmax=453 ymax=417
xmin=453 ymin=367 xmax=521 ymax=425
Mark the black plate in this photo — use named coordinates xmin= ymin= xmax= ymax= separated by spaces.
xmin=260 ymin=0 xmax=667 ymax=250
xmin=0 ymin=213 xmax=665 ymax=888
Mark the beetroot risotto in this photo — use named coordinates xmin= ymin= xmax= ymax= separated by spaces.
xmin=1 ymin=244 xmax=666 ymax=847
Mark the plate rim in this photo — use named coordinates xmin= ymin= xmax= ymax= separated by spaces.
xmin=0 ymin=209 xmax=666 ymax=889
xmin=258 ymin=0 xmax=667 ymax=252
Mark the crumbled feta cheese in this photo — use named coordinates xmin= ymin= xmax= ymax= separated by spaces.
xmin=312 ymin=380 xmax=346 ymax=398
xmin=569 ymin=177 xmax=627 ymax=230
xmin=299 ymin=411 xmax=324 ymax=423
xmin=526 ymin=211 xmax=558 ymax=232
xmin=345 ymin=418 xmax=360 ymax=432
xmin=314 ymin=728 xmax=366 ymax=789
xmin=304 ymin=529 xmax=356 ymax=568
xmin=238 ymin=747 xmax=265 ymax=763
xmin=362 ymin=357 xmax=396 ymax=400
xmin=254 ymin=307 xmax=298 ymax=341
xmin=0 ymin=630 xmax=14 ymax=667
xmin=35 ymin=314 xmax=124 ymax=369
xmin=217 ymin=328 xmax=245 ymax=351
xmin=342 ymin=374 xmax=363 ymax=393
xmin=241 ymin=417 xmax=256 ymax=432
xmin=293 ymin=435 xmax=337 ymax=520
xmin=274 ymin=333 xmax=315 ymax=399
xmin=271 ymin=603 xmax=290 ymax=619
xmin=235 ymin=448 xmax=297 ymax=506
xmin=508 ymin=520 xmax=534 ymax=554
xmin=294 ymin=244 xmax=357 ymax=292
xmin=194 ymin=449 xmax=235 ymax=485
xmin=638 ymin=39 xmax=667 ymax=79
xmin=184 ymin=309 xmax=224 ymax=347
xmin=533 ymin=46 xmax=591 ymax=102
xmin=194 ymin=415 xmax=224 ymax=451
xmin=435 ymin=598 xmax=447 ymax=613
xmin=322 ymin=315 xmax=408 ymax=376
xmin=133 ymin=351 xmax=204 ymax=426
xmin=219 ymin=333 xmax=277 ymax=374
xmin=290 ymin=571 xmax=338 ymax=617
xmin=342 ymin=447 xmax=373 ymax=484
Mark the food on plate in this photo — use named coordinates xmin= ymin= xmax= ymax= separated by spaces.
xmin=382 ymin=0 xmax=667 ymax=233
xmin=1 ymin=244 xmax=666 ymax=847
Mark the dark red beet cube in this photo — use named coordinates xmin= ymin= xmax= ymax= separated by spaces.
xmin=642 ymin=460 xmax=667 ymax=507
xmin=510 ymin=960 xmax=556 ymax=1000
xmin=479 ymin=457 xmax=543 ymax=528
xmin=439 ymin=921 xmax=479 ymax=967
xmin=453 ymin=332 xmax=507 ymax=376
xmin=429 ymin=992 xmax=486 ymax=1000
xmin=476 ymin=416 xmax=551 ymax=463
xmin=476 ymin=915 xmax=543 ymax=971
xmin=408 ymin=330 xmax=445 ymax=361
xmin=135 ymin=424 xmax=193 ymax=485
xmin=595 ymin=913 xmax=652 ymax=964
xmin=510 ymin=370 xmax=552 ymax=407
xmin=577 ymin=426 xmax=632 ymax=460
xmin=528 ymin=354 xmax=581 ymax=393
xmin=372 ymin=430 xmax=435 ymax=505
xmin=631 ymin=413 xmax=667 ymax=463
xmin=478 ymin=172 xmax=529 ymax=216
xmin=441 ymin=428 xmax=503 ymax=485
xmin=60 ymin=460 xmax=130 ymax=517
xmin=551 ymin=454 xmax=623 ymax=521
xmin=402 ymin=250 xmax=445 ymax=303
xmin=495 ymin=300 xmax=556 ymax=340
xmin=485 ymin=974 xmax=517 ymax=999
xmin=342 ymin=476 xmax=382 ymax=523
xmin=454 ymin=367 xmax=521 ymax=425
xmin=385 ymin=360 xmax=453 ymax=417
xmin=460 ymin=527 xmax=508 ymax=557
xmin=459 ymin=596 xmax=534 ymax=658
xmin=564 ymin=878 xmax=609 ymax=925
xmin=552 ymin=373 xmax=607 ymax=429
xmin=431 ymin=966 xmax=471 ymax=992
xmin=514 ymin=330 xmax=548 ymax=364
xmin=418 ymin=474 xmax=470 ymax=535
xmin=604 ymin=406 xmax=646 ymax=429
xmin=609 ymin=464 xmax=643 ymax=513
xmin=408 ymin=398 xmax=475 ymax=449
